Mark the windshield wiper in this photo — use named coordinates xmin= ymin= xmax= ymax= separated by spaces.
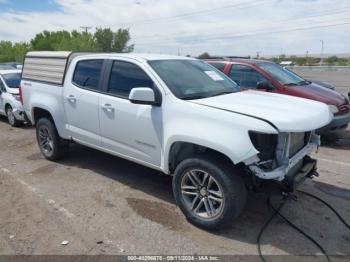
xmin=284 ymin=82 xmax=298 ymax=86
xmin=181 ymin=95 xmax=208 ymax=100
xmin=297 ymin=80 xmax=311 ymax=85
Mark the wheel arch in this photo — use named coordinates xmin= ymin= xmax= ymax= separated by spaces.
xmin=32 ymin=106 xmax=54 ymax=124
xmin=5 ymin=102 xmax=12 ymax=111
xmin=31 ymin=106 xmax=67 ymax=138
xmin=166 ymin=140 xmax=242 ymax=174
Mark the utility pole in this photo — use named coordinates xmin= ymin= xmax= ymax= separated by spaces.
xmin=80 ymin=26 xmax=92 ymax=33
xmin=306 ymin=50 xmax=309 ymax=66
xmin=256 ymin=51 xmax=260 ymax=59
xmin=320 ymin=40 xmax=324 ymax=65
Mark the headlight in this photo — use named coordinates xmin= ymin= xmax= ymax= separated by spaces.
xmin=249 ymin=131 xmax=278 ymax=161
xmin=328 ymin=105 xmax=339 ymax=114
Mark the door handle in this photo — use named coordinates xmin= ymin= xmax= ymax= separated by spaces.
xmin=102 ymin=103 xmax=115 ymax=112
xmin=66 ymin=95 xmax=77 ymax=103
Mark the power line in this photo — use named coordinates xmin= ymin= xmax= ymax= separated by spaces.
xmin=134 ymin=8 xmax=350 ymax=41
xmin=135 ymin=21 xmax=350 ymax=46
xmin=109 ymin=0 xmax=266 ymax=27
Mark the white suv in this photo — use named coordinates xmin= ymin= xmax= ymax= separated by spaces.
xmin=21 ymin=52 xmax=332 ymax=229
xmin=0 ymin=69 xmax=25 ymax=126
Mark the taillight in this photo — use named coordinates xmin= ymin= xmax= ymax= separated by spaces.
xmin=19 ymin=86 xmax=24 ymax=105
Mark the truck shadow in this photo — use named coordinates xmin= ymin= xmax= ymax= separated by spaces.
xmin=0 ymin=115 xmax=33 ymax=129
xmin=59 ymin=143 xmax=350 ymax=256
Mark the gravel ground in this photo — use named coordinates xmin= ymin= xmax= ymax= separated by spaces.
xmin=0 ymin=71 xmax=349 ymax=261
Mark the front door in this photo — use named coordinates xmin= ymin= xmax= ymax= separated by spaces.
xmin=99 ymin=60 xmax=163 ymax=167
xmin=229 ymin=64 xmax=269 ymax=90
xmin=63 ymin=59 xmax=104 ymax=146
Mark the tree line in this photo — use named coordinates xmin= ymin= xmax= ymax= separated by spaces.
xmin=197 ymin=52 xmax=350 ymax=66
xmin=0 ymin=28 xmax=134 ymax=63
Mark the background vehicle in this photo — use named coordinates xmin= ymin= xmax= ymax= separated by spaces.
xmin=21 ymin=52 xmax=332 ymax=229
xmin=0 ymin=69 xmax=25 ymax=126
xmin=282 ymin=67 xmax=335 ymax=90
xmin=0 ymin=62 xmax=23 ymax=70
xmin=307 ymin=79 xmax=335 ymax=90
xmin=206 ymin=59 xmax=350 ymax=134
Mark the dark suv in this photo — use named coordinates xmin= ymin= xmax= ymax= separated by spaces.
xmin=205 ymin=59 xmax=350 ymax=133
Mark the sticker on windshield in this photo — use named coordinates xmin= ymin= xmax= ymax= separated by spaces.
xmin=204 ymin=71 xmax=224 ymax=81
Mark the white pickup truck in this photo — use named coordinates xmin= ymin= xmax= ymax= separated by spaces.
xmin=21 ymin=52 xmax=332 ymax=229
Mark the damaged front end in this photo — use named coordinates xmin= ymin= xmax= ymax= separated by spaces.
xmin=247 ymin=131 xmax=320 ymax=191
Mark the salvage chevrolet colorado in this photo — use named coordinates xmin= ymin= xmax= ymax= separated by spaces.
xmin=21 ymin=52 xmax=332 ymax=229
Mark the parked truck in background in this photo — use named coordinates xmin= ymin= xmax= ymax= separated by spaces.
xmin=21 ymin=52 xmax=332 ymax=229
xmin=206 ymin=58 xmax=350 ymax=134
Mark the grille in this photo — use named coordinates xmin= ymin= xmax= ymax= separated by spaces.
xmin=339 ymin=103 xmax=350 ymax=114
xmin=288 ymin=133 xmax=306 ymax=157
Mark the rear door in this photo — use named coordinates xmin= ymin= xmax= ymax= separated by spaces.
xmin=229 ymin=64 xmax=269 ymax=90
xmin=63 ymin=59 xmax=104 ymax=146
xmin=99 ymin=59 xmax=163 ymax=167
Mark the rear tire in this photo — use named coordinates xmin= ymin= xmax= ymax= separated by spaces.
xmin=172 ymin=153 xmax=247 ymax=230
xmin=6 ymin=106 xmax=21 ymax=127
xmin=36 ymin=118 xmax=69 ymax=161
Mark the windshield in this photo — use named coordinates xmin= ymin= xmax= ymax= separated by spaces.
xmin=148 ymin=60 xmax=239 ymax=100
xmin=2 ymin=73 xmax=21 ymax=88
xmin=257 ymin=63 xmax=306 ymax=86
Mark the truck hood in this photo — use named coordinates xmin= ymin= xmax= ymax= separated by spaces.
xmin=284 ymin=82 xmax=346 ymax=106
xmin=191 ymin=90 xmax=333 ymax=132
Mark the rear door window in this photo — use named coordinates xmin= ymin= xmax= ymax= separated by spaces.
xmin=230 ymin=64 xmax=267 ymax=88
xmin=72 ymin=60 xmax=104 ymax=91
xmin=108 ymin=61 xmax=154 ymax=98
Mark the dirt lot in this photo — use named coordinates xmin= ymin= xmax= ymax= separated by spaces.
xmin=0 ymin=71 xmax=349 ymax=261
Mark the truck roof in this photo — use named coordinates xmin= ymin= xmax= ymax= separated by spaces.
xmin=26 ymin=51 xmax=194 ymax=62
xmin=204 ymin=58 xmax=273 ymax=65
xmin=22 ymin=51 xmax=195 ymax=86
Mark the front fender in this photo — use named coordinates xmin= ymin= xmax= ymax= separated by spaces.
xmin=161 ymin=99 xmax=279 ymax=174
xmin=163 ymin=134 xmax=259 ymax=174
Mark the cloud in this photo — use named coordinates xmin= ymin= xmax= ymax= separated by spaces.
xmin=0 ymin=0 xmax=349 ymax=56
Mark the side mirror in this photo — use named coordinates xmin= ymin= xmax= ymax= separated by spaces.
xmin=129 ymin=87 xmax=160 ymax=106
xmin=257 ymin=81 xmax=274 ymax=91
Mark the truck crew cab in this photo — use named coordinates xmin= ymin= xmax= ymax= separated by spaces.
xmin=21 ymin=52 xmax=332 ymax=229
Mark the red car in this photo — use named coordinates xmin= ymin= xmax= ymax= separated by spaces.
xmin=206 ymin=59 xmax=350 ymax=134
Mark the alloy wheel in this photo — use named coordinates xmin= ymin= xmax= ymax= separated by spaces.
xmin=38 ymin=126 xmax=54 ymax=155
xmin=7 ymin=108 xmax=15 ymax=126
xmin=181 ymin=169 xmax=224 ymax=219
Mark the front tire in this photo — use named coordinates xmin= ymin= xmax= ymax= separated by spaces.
xmin=36 ymin=118 xmax=69 ymax=161
xmin=173 ymin=154 xmax=247 ymax=230
xmin=6 ymin=106 xmax=21 ymax=127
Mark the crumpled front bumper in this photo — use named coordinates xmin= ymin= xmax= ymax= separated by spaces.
xmin=248 ymin=134 xmax=320 ymax=181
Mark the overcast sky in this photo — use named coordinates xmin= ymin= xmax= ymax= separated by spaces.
xmin=0 ymin=0 xmax=349 ymax=56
